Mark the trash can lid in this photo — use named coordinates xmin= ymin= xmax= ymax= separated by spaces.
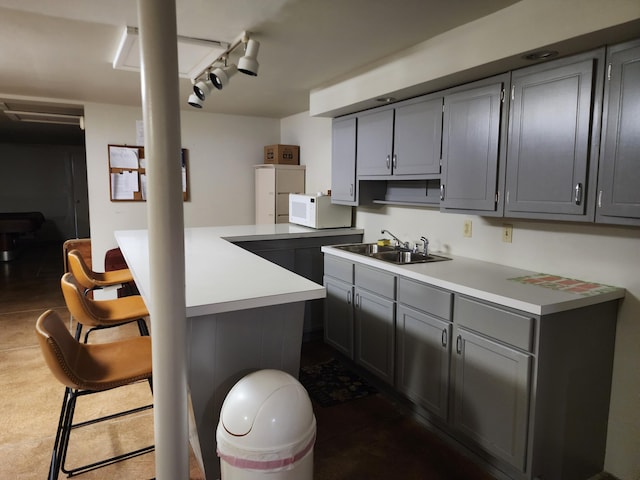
xmin=220 ymin=369 xmax=314 ymax=446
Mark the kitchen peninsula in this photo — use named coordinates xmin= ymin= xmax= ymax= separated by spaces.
xmin=115 ymin=224 xmax=362 ymax=479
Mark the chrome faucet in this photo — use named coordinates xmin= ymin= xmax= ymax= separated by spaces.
xmin=420 ymin=236 xmax=429 ymax=256
xmin=381 ymin=229 xmax=409 ymax=250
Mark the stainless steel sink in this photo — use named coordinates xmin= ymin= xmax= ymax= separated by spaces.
xmin=335 ymin=243 xmax=397 ymax=255
xmin=334 ymin=243 xmax=451 ymax=265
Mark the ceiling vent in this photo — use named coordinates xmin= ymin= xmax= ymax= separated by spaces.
xmin=0 ymin=100 xmax=84 ymax=129
xmin=113 ymin=26 xmax=229 ymax=79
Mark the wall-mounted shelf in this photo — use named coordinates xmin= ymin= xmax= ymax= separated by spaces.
xmin=370 ymin=179 xmax=440 ymax=207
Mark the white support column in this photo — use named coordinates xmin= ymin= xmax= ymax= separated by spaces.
xmin=137 ymin=1 xmax=188 ymax=479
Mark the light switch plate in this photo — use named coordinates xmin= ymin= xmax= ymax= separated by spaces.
xmin=463 ymin=220 xmax=472 ymax=238
xmin=502 ymin=224 xmax=513 ymax=243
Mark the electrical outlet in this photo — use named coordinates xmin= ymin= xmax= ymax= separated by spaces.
xmin=463 ymin=220 xmax=472 ymax=238
xmin=502 ymin=224 xmax=513 ymax=243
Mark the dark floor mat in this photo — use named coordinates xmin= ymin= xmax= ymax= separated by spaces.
xmin=299 ymin=357 xmax=378 ymax=407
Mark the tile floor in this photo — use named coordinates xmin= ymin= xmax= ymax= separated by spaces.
xmin=0 ymin=241 xmax=495 ymax=480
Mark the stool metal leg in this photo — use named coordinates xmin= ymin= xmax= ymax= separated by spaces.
xmin=49 ymin=386 xmax=154 ymax=478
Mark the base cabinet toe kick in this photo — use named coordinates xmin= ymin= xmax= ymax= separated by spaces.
xmin=322 ymin=251 xmax=622 ymax=480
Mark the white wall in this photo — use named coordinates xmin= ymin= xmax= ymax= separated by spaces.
xmin=283 ymin=111 xmax=640 ymax=479
xmin=280 ymin=111 xmax=332 ymax=195
xmin=83 ymin=102 xmax=280 ymax=265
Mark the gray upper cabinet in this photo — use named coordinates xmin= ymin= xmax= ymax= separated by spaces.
xmin=357 ymin=96 xmax=443 ymax=179
xmin=440 ymin=74 xmax=509 ymax=215
xmin=596 ymin=39 xmax=640 ymax=225
xmin=393 ymin=97 xmax=443 ymax=176
xmin=505 ymin=48 xmax=605 ymax=220
xmin=357 ymin=108 xmax=394 ymax=176
xmin=331 ymin=116 xmax=358 ymax=205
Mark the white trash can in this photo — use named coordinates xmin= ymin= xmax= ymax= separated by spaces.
xmin=217 ymin=369 xmax=316 ymax=480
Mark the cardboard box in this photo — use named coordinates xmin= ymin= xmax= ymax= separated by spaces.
xmin=264 ymin=144 xmax=300 ymax=165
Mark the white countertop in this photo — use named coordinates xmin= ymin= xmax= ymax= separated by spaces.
xmin=322 ymin=245 xmax=625 ymax=316
xmin=115 ymin=225 xmax=362 ymax=317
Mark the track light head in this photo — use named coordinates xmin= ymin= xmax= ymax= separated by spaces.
xmin=193 ymin=76 xmax=214 ymax=100
xmin=188 ymin=93 xmax=204 ymax=108
xmin=210 ymin=64 xmax=238 ymax=90
xmin=238 ymin=39 xmax=260 ymax=76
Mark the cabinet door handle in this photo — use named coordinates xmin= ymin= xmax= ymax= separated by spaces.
xmin=355 ymin=292 xmax=360 ymax=308
xmin=440 ymin=184 xmax=445 ymax=201
xmin=392 ymin=154 xmax=397 ymax=169
xmin=441 ymin=329 xmax=448 ymax=347
xmin=386 ymin=155 xmax=391 ymax=169
xmin=598 ymin=190 xmax=603 ymax=208
xmin=347 ymin=290 xmax=352 ymax=304
xmin=574 ymin=183 xmax=583 ymax=205
xmin=456 ymin=335 xmax=462 ymax=354
xmin=349 ymin=183 xmax=354 ymax=196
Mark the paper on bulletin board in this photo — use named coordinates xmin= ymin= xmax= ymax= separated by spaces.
xmin=109 ymin=146 xmax=139 ymax=169
xmin=111 ymin=171 xmax=138 ymax=200
xmin=140 ymin=173 xmax=147 ymax=200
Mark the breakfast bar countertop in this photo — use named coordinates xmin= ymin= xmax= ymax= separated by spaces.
xmin=115 ymin=225 xmax=362 ymax=318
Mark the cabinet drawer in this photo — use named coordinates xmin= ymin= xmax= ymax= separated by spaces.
xmin=324 ymin=255 xmax=353 ymax=283
xmin=454 ymin=296 xmax=534 ymax=352
xmin=398 ymin=277 xmax=452 ymax=320
xmin=355 ymin=264 xmax=395 ymax=299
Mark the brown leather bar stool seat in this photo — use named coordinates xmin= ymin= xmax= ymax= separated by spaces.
xmin=66 ymin=248 xmax=134 ymax=292
xmin=36 ymin=309 xmax=154 ymax=480
xmin=60 ymin=272 xmax=150 ymax=342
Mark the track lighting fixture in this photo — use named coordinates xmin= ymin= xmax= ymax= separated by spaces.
xmin=187 ymin=31 xmax=260 ymax=108
xmin=210 ymin=63 xmax=238 ymax=90
xmin=187 ymin=93 xmax=204 ymax=108
xmin=193 ymin=73 xmax=215 ymax=100
xmin=237 ymin=39 xmax=260 ymax=76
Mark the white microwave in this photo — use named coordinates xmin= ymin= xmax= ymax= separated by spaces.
xmin=289 ymin=194 xmax=352 ymax=229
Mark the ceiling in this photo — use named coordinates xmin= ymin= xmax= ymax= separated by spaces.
xmin=0 ymin=0 xmax=525 ymax=144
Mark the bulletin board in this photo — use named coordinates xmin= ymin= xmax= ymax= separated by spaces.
xmin=108 ymin=144 xmax=189 ymax=201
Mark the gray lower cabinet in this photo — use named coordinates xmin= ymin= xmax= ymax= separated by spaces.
xmin=451 ymin=326 xmax=531 ymax=471
xmin=440 ymin=74 xmax=509 ymax=215
xmin=452 ymin=294 xmax=533 ymax=472
xmin=354 ymin=263 xmax=396 ymax=384
xmin=396 ymin=304 xmax=451 ymax=420
xmin=323 ymin=253 xmax=618 ymax=480
xmin=396 ymin=277 xmax=453 ymax=421
xmin=323 ymin=255 xmax=355 ymax=357
xmin=323 ymin=275 xmax=354 ymax=358
xmin=596 ymin=38 xmax=640 ymax=225
xmin=505 ymin=48 xmax=605 ymax=221
xmin=235 ymin=233 xmax=362 ymax=337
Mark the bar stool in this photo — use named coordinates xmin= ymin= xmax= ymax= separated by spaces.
xmin=66 ymin=248 xmax=134 ymax=294
xmin=36 ymin=309 xmax=154 ymax=480
xmin=60 ymin=272 xmax=150 ymax=343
